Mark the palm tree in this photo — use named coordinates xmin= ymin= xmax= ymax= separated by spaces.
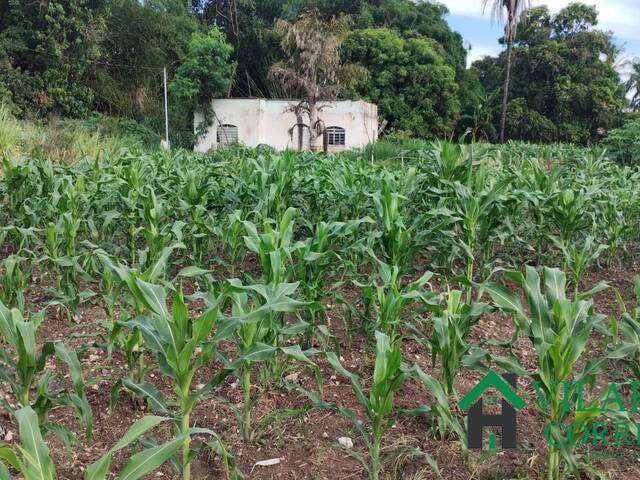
xmin=482 ymin=0 xmax=533 ymax=143
xmin=625 ymin=58 xmax=640 ymax=111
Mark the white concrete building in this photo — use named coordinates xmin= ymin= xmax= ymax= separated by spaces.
xmin=194 ymin=98 xmax=378 ymax=153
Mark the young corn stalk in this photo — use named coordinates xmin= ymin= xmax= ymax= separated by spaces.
xmin=0 ymin=254 xmax=29 ymax=311
xmin=113 ymin=280 xmax=242 ymax=480
xmin=0 ymin=406 xmax=57 ymax=480
xmin=294 ymin=220 xmax=368 ymax=347
xmin=482 ymin=266 xmax=634 ymax=479
xmin=370 ymin=173 xmax=446 ymax=279
xmin=0 ymin=301 xmax=92 ymax=444
xmin=341 ymin=254 xmax=437 ymax=341
xmin=612 ymin=276 xmax=640 ymax=377
xmin=86 ymin=415 xmax=241 ymax=480
xmin=422 ymin=288 xmax=491 ymax=398
xmin=95 ymin=243 xmax=184 ymax=388
xmin=249 ymin=153 xmax=296 ymax=223
xmin=551 ymin=234 xmax=606 ymax=297
xmin=242 ymin=207 xmax=306 ymax=370
xmin=0 ymin=408 xmax=240 ymax=479
xmin=225 ymin=278 xmax=318 ymax=440
xmin=179 ymin=169 xmax=213 ymax=264
xmin=221 ymin=209 xmax=247 ymax=277
xmin=602 ymin=195 xmax=628 ymax=265
xmin=313 ymin=331 xmax=438 ymax=480
xmin=449 ymin=164 xmax=512 ymax=300
xmin=513 ymin=157 xmax=562 ymax=262
xmin=550 ymin=189 xmax=593 ymax=248
xmin=243 ymin=206 xmax=302 ymax=285
xmin=403 ymin=364 xmax=467 ymax=454
xmin=39 ymin=214 xmax=94 ymax=320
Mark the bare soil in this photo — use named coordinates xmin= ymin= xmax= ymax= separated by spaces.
xmin=1 ymin=248 xmax=640 ymax=480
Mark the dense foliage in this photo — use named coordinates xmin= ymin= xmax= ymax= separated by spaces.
xmin=601 ymin=117 xmax=640 ymax=165
xmin=170 ymin=28 xmax=236 ymax=111
xmin=0 ymin=143 xmax=639 ymax=478
xmin=0 ymin=0 xmax=634 ymax=146
xmin=472 ymin=4 xmax=625 ymax=144
xmin=0 ymin=0 xmax=108 ymax=116
xmin=343 ymin=28 xmax=459 ymax=138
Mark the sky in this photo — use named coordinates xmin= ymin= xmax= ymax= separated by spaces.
xmin=436 ymin=0 xmax=640 ymax=79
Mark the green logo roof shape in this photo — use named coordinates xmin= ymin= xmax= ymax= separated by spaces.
xmin=458 ymin=371 xmax=526 ymax=411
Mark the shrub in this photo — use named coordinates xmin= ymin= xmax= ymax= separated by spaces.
xmin=601 ymin=118 xmax=640 ymax=165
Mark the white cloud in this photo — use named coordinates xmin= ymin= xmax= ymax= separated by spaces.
xmin=466 ymin=44 xmax=501 ymax=66
xmin=435 ymin=0 xmax=640 ymax=40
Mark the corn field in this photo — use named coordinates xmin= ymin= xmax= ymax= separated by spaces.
xmin=1 ymin=142 xmax=640 ymax=479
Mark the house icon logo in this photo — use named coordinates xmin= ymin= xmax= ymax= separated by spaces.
xmin=458 ymin=371 xmax=526 ymax=450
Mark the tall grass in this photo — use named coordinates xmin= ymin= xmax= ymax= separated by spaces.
xmin=0 ymin=104 xmax=156 ymax=162
xmin=0 ymin=103 xmax=23 ymax=157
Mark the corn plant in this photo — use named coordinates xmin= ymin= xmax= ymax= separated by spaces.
xmin=224 ymin=278 xmax=318 ymax=440
xmin=140 ymin=186 xmax=176 ymax=267
xmin=86 ymin=415 xmax=241 ymax=480
xmin=551 ymin=234 xmax=606 ymax=296
xmin=417 ymin=288 xmax=491 ymax=397
xmin=0 ymin=226 xmax=41 ymax=253
xmin=602 ymin=195 xmax=629 ymax=265
xmin=312 ymin=332 xmax=438 ymax=480
xmin=612 ymin=276 xmax=640 ymax=377
xmin=220 ymin=209 xmax=247 ymax=277
xmin=371 ymin=179 xmax=417 ymax=273
xmin=0 ymin=301 xmax=92 ymax=443
xmin=429 ymin=140 xmax=464 ymax=182
xmin=242 ymin=206 xmax=302 ymax=285
xmin=97 ymin=266 xmax=120 ymax=357
xmin=112 ymin=279 xmax=243 ymax=479
xmin=95 ymin=245 xmax=183 ymax=386
xmin=550 ymin=189 xmax=593 ymax=247
xmin=448 ymin=164 xmax=513 ymax=294
xmin=39 ymin=215 xmax=94 ymax=320
xmin=0 ymin=406 xmax=56 ymax=480
xmin=249 ymin=153 xmax=296 ymax=222
xmin=1 ymin=158 xmax=33 ymax=221
xmin=0 ymin=254 xmax=29 ymax=311
xmin=0 ymin=407 xmax=243 ymax=480
xmin=482 ymin=267 xmax=627 ymax=479
xmin=343 ymin=256 xmax=438 ymax=339
xmin=403 ymin=364 xmax=467 ymax=452
xmin=178 ymin=170 xmax=214 ymax=264
xmin=294 ymin=220 xmax=373 ymax=347
xmin=506 ymin=159 xmax=548 ymax=260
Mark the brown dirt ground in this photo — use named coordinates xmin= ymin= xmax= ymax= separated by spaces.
xmin=1 ymin=247 xmax=640 ymax=480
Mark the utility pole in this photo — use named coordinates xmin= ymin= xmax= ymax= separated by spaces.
xmin=161 ymin=66 xmax=170 ymax=150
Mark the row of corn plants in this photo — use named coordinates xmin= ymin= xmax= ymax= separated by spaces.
xmin=1 ymin=143 xmax=639 ymax=479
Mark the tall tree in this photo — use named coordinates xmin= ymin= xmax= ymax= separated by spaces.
xmin=625 ymin=58 xmax=640 ymax=111
xmin=93 ymin=0 xmax=199 ymax=117
xmin=343 ymin=28 xmax=460 ymax=139
xmin=473 ymin=4 xmax=624 ymax=144
xmin=170 ymin=27 xmax=236 ymax=112
xmin=269 ymin=12 xmax=364 ymax=152
xmin=482 ymin=0 xmax=532 ymax=143
xmin=0 ymin=0 xmax=108 ymax=116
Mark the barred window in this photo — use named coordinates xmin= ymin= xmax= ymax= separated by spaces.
xmin=326 ymin=126 xmax=346 ymax=146
xmin=216 ymin=124 xmax=238 ymax=145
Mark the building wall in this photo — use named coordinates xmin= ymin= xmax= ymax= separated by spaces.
xmin=194 ymin=99 xmax=378 ymax=153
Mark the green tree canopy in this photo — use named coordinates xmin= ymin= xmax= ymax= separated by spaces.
xmin=194 ymin=0 xmax=468 ymax=100
xmin=91 ymin=0 xmax=200 ymax=117
xmin=170 ymin=28 xmax=236 ymax=110
xmin=472 ymin=3 xmax=625 ymax=144
xmin=0 ymin=0 xmax=108 ymax=116
xmin=343 ymin=27 xmax=460 ymax=138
